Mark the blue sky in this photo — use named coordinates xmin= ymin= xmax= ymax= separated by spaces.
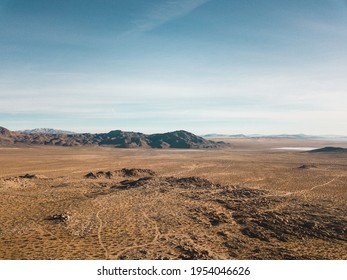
xmin=1 ymin=0 xmax=347 ymax=134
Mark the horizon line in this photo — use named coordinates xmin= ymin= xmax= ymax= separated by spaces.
xmin=2 ymin=126 xmax=347 ymax=138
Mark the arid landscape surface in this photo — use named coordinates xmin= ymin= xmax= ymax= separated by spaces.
xmin=0 ymin=138 xmax=346 ymax=260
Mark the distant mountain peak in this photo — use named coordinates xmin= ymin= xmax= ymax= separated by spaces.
xmin=17 ymin=128 xmax=76 ymax=134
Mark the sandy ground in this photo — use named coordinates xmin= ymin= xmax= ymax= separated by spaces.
xmin=0 ymin=139 xmax=346 ymax=259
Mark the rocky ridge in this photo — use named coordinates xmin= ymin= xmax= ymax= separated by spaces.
xmin=0 ymin=126 xmax=226 ymax=149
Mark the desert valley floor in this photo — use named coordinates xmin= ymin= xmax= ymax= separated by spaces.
xmin=0 ymin=138 xmax=346 ymax=259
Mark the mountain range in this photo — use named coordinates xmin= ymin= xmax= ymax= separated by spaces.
xmin=202 ymin=133 xmax=347 ymax=140
xmin=0 ymin=126 xmax=226 ymax=149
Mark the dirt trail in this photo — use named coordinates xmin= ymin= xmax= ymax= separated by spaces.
xmin=173 ymin=164 xmax=198 ymax=176
xmin=143 ymin=211 xmax=160 ymax=241
xmin=307 ymin=178 xmax=336 ymax=192
xmin=113 ymin=211 xmax=160 ymax=260
xmin=256 ymin=178 xmax=336 ymax=213
xmin=269 ymin=178 xmax=337 ymax=199
xmin=239 ymin=177 xmax=267 ymax=186
xmin=95 ymin=200 xmax=109 ymax=259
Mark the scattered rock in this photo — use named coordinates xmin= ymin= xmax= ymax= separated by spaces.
xmin=165 ymin=176 xmax=217 ymax=189
xmin=234 ymin=206 xmax=347 ymax=243
xmin=47 ymin=213 xmax=70 ymax=223
xmin=104 ymin=171 xmax=114 ymax=178
xmin=85 ymin=172 xmax=97 ymax=179
xmin=85 ymin=168 xmax=156 ymax=179
xmin=114 ymin=168 xmax=156 ymax=177
xmin=220 ymin=188 xmax=267 ymax=198
xmin=115 ymin=177 xmax=154 ymax=190
xmin=217 ymin=231 xmax=228 ymax=238
xmin=241 ymin=227 xmax=270 ymax=242
xmin=19 ymin=174 xmax=47 ymax=179
xmin=176 ymin=244 xmax=210 ymax=260
xmin=84 ymin=171 xmax=114 ymax=179
xmin=139 ymin=249 xmax=147 ymax=255
xmin=208 ymin=212 xmax=228 ymax=226
xmin=298 ymin=164 xmax=317 ymax=169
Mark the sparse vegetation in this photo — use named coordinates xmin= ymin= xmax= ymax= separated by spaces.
xmin=0 ymin=140 xmax=346 ymax=260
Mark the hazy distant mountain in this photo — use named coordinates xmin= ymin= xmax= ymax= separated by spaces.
xmin=0 ymin=126 xmax=226 ymax=149
xmin=17 ymin=128 xmax=76 ymax=134
xmin=202 ymin=133 xmax=347 ymax=140
xmin=309 ymin=147 xmax=347 ymax=153
xmin=202 ymin=133 xmax=309 ymax=139
xmin=202 ymin=133 xmax=247 ymax=138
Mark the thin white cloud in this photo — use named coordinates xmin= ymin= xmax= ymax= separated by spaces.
xmin=1 ymin=65 xmax=346 ymax=115
xmin=298 ymin=19 xmax=347 ymax=38
xmin=122 ymin=0 xmax=210 ymax=37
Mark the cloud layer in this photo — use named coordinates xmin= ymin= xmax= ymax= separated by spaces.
xmin=1 ymin=0 xmax=346 ymax=134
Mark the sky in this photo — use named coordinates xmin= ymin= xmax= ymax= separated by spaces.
xmin=1 ymin=0 xmax=347 ymax=135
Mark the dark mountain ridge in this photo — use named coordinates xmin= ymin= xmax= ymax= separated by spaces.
xmin=309 ymin=147 xmax=347 ymax=153
xmin=0 ymin=126 xmax=226 ymax=149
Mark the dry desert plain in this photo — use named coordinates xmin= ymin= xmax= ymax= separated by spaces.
xmin=0 ymin=138 xmax=346 ymax=260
